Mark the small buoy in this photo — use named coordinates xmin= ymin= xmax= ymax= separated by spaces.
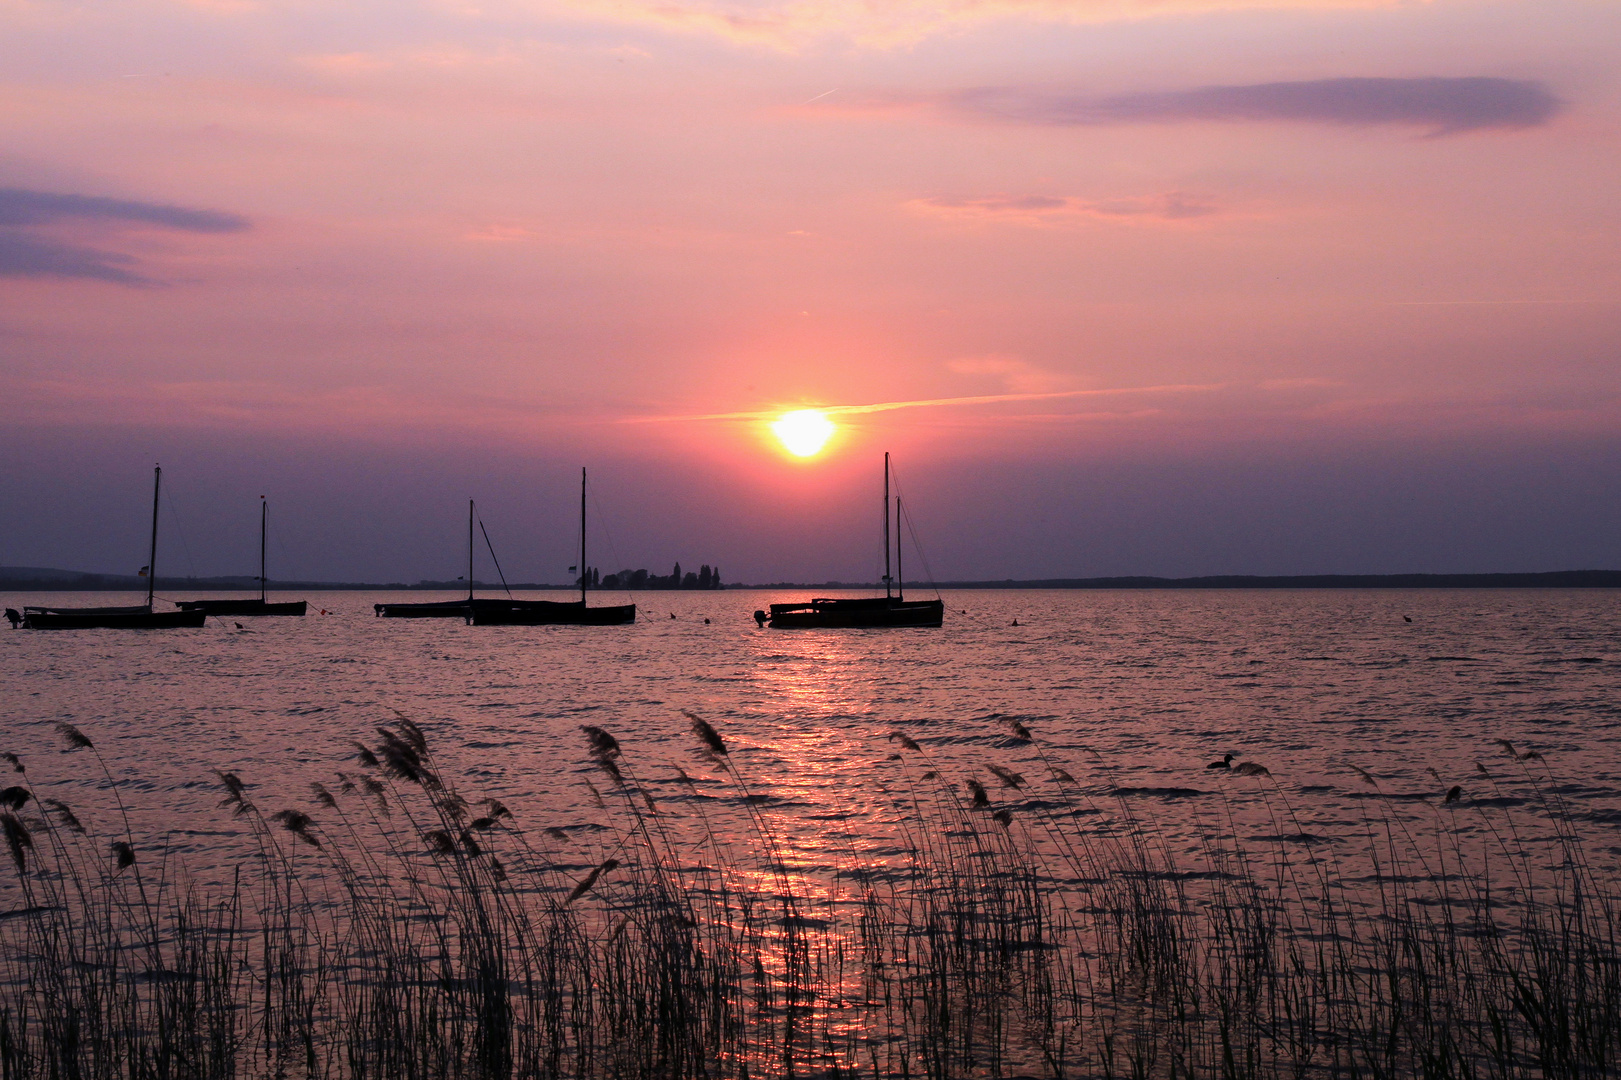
xmin=1011 ymin=619 xmax=1019 ymax=627
xmin=670 ymin=612 xmax=676 ymax=619
xmin=1403 ymin=615 xmax=1412 ymax=623
xmin=703 ymin=618 xmax=710 ymax=624
xmin=235 ymin=622 xmax=244 ymax=629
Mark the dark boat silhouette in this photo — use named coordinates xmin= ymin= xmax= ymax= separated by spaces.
xmin=17 ymin=466 xmax=207 ymax=630
xmin=470 ymin=469 xmax=635 ymax=626
xmin=762 ymin=453 xmax=944 ymax=629
xmin=374 ymin=500 xmax=500 ymax=619
xmin=177 ymin=498 xmax=308 ymax=616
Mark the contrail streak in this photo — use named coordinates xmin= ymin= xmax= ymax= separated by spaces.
xmin=621 ymin=382 xmax=1222 ymax=424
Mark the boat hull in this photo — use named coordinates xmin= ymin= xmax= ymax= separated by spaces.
xmin=767 ymin=597 xmax=944 ymax=629
xmin=470 ymin=601 xmax=636 ymax=626
xmin=21 ymin=608 xmax=208 ymax=630
xmin=375 ymin=599 xmax=473 ymax=618
xmin=175 ymin=599 xmax=308 ymax=616
xmin=374 ymin=598 xmax=597 ymax=619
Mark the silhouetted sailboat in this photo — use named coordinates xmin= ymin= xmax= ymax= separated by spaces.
xmin=760 ymin=453 xmax=944 ymax=629
xmin=16 ymin=467 xmax=208 ymax=630
xmin=375 ymin=500 xmax=486 ymax=618
xmin=470 ymin=469 xmax=636 ymax=626
xmin=177 ymin=498 xmax=308 ymax=616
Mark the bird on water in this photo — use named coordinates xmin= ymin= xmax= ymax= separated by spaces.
xmin=1207 ymin=753 xmax=1235 ymax=770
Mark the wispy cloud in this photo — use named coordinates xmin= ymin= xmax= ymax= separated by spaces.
xmin=550 ymin=0 xmax=1404 ymax=48
xmin=913 ymin=191 xmax=1218 ymax=223
xmin=946 ymin=355 xmax=1066 ymax=393
xmin=951 ymin=77 xmax=1562 ymax=136
xmin=0 ymin=187 xmax=248 ymax=285
xmin=0 ymin=232 xmax=145 ymax=284
xmin=625 ymin=382 xmax=1223 ymax=423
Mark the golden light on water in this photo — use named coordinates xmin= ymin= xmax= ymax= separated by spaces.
xmin=770 ymin=409 xmax=836 ymax=457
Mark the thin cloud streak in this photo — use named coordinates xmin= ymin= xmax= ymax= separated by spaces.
xmin=952 ymin=77 xmax=1563 ymax=135
xmin=0 ymin=187 xmax=249 ymax=284
xmin=625 ymin=382 xmax=1224 ymax=423
xmin=0 ymin=188 xmax=248 ymax=232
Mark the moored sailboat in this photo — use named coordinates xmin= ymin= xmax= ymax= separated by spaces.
xmin=177 ymin=498 xmax=308 ymax=616
xmin=760 ymin=453 xmax=944 ymax=629
xmin=374 ymin=501 xmax=486 ymax=618
xmin=14 ymin=467 xmax=208 ymax=630
xmin=470 ymin=469 xmax=635 ymax=626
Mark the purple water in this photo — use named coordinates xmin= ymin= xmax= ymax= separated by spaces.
xmin=4 ymin=587 xmax=1618 ymax=885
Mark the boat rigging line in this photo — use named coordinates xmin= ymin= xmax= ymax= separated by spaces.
xmin=887 ymin=462 xmax=942 ymax=599
xmin=476 ymin=513 xmax=513 ymax=599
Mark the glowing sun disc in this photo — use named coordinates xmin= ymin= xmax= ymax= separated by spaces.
xmin=771 ymin=409 xmax=836 ymax=457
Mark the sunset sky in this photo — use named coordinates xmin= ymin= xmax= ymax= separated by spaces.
xmin=1 ymin=0 xmax=1617 ymax=584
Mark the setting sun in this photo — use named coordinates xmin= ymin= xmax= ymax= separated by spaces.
xmin=771 ymin=409 xmax=836 ymax=457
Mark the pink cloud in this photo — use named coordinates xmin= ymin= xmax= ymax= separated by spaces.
xmin=910 ymin=191 xmax=1220 ymax=224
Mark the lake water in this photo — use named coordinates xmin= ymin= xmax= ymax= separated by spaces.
xmin=4 ymin=587 xmax=1619 ymax=882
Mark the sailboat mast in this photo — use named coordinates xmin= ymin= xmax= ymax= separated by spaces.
xmin=579 ymin=468 xmax=588 ymax=603
xmin=147 ymin=465 xmax=160 ymax=608
xmin=883 ymin=452 xmax=892 ymax=599
xmin=260 ymin=497 xmax=267 ymax=602
xmin=468 ymin=500 xmax=475 ymax=602
xmin=896 ymin=496 xmax=903 ymax=601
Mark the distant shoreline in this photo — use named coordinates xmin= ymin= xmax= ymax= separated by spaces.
xmin=4 ymin=568 xmax=1620 ymax=591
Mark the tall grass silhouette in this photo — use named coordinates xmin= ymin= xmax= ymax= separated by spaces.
xmin=1 ymin=714 xmax=1616 ymax=1078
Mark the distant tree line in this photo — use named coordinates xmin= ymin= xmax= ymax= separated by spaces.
xmin=576 ymin=563 xmax=723 ymax=590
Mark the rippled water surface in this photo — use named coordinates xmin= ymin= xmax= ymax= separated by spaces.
xmin=4 ymin=587 xmax=1620 ymax=874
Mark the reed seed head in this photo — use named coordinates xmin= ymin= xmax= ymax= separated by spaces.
xmin=0 ymin=787 xmax=29 ymax=811
xmin=684 ymin=711 xmax=728 ymax=756
xmin=987 ymin=765 xmax=1026 ymax=789
xmin=1 ymin=752 xmax=21 ymax=773
xmin=215 ymin=771 xmax=253 ymax=816
xmin=424 ymin=829 xmax=456 ymax=855
xmin=1 ymin=812 xmax=32 ymax=871
xmin=581 ymin=726 xmax=622 ymax=760
xmin=967 ymin=779 xmax=989 ymax=808
xmin=310 ymin=783 xmax=338 ymax=809
xmin=889 ymin=732 xmax=922 ymax=753
xmin=44 ymin=799 xmax=84 ymax=834
xmin=272 ymin=810 xmax=322 ymax=848
xmin=54 ymin=722 xmax=93 ymax=751
xmin=110 ymin=840 xmax=134 ymax=872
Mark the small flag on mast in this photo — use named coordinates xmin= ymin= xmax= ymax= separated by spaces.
xmin=138 ymin=566 xmax=149 ymax=577
xmin=568 ymin=566 xmax=577 ymax=574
